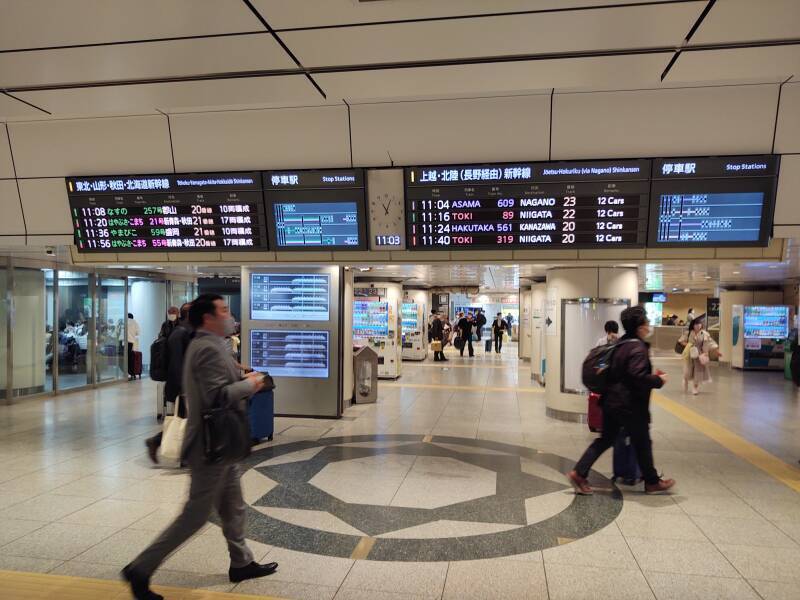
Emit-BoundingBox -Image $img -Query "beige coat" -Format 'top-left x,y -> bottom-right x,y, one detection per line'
681,329 -> 717,384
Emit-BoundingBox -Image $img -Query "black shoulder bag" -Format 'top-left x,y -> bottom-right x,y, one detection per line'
202,397 -> 252,465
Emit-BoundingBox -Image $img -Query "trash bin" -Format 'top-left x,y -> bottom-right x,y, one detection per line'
353,345 -> 378,404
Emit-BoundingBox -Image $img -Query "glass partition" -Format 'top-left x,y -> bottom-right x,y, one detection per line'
0,262 -> 7,399
57,270 -> 92,390
96,277 -> 126,383
169,280 -> 193,308
11,267 -> 54,396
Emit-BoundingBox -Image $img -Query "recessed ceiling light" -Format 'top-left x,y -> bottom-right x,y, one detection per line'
768,265 -> 778,269
733,271 -> 741,275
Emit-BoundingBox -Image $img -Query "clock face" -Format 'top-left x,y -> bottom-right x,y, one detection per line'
368,170 -> 405,250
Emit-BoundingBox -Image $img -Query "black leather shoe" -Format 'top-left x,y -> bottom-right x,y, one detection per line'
229,561 -> 278,583
145,437 -> 159,464
121,564 -> 163,600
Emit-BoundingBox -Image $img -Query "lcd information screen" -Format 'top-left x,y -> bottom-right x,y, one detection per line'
250,273 -> 330,321
744,306 -> 789,339
66,173 -> 268,252
250,330 -> 329,378
263,169 -> 367,250
405,160 -> 651,250
648,156 -> 779,247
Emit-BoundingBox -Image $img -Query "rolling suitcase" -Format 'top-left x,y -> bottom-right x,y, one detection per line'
156,382 -> 166,421
613,431 -> 642,485
130,350 -> 143,379
249,390 -> 274,442
587,392 -> 603,432
485,339 -> 492,352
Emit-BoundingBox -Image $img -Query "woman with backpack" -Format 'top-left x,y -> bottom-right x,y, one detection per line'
679,314 -> 719,395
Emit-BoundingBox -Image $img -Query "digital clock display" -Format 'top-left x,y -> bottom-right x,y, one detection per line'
405,160 -> 651,250
66,172 -> 268,252
374,234 -> 401,246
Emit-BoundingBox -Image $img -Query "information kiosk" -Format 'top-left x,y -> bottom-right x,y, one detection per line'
242,266 -> 344,417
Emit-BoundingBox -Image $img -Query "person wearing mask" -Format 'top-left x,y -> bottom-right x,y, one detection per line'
679,314 -> 718,395
568,305 -> 675,495
596,320 -> 620,347
430,312 -> 448,362
457,313 -> 475,357
127,313 -> 140,381
492,312 -> 509,353
123,294 -> 277,600
146,303 -> 193,463
475,309 -> 487,341
158,306 -> 180,339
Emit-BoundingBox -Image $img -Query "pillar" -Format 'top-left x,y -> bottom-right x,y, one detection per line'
545,267 -> 638,422
530,283 -> 546,384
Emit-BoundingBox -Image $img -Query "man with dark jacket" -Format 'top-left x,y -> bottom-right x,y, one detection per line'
158,306 -> 180,340
475,309 -> 487,341
492,312 -> 509,353
457,313 -> 475,357
568,305 -> 675,495
430,312 -> 448,362
146,303 -> 193,463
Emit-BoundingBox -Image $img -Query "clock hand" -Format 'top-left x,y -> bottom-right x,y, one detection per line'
382,201 -> 391,216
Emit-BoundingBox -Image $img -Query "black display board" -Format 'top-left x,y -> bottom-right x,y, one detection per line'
263,169 -> 367,250
405,160 -> 651,250
648,155 -> 779,247
66,173 -> 268,252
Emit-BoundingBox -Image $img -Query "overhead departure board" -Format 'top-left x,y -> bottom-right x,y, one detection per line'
263,169 -> 367,250
66,173 -> 268,252
405,160 -> 651,250
648,155 -> 779,247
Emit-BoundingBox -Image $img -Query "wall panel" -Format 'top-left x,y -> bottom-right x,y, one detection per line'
350,95 -> 550,166
170,106 -> 351,172
17,179 -> 72,235
774,81 -> 800,154
551,85 -> 778,159
8,116 -> 173,178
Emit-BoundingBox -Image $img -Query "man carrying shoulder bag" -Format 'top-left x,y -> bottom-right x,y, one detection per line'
123,294 -> 277,600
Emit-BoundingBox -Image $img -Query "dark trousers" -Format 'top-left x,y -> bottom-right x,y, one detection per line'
574,408 -> 659,485
494,332 -> 503,353
127,342 -> 135,376
459,334 -> 474,357
433,350 -> 446,361
476,325 -> 483,341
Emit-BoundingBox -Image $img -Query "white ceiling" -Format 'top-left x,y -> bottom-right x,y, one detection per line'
0,0 -> 796,119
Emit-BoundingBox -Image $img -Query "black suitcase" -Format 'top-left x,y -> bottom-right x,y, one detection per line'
485,339 -> 492,352
249,390 -> 274,442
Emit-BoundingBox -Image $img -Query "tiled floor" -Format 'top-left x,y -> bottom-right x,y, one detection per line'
0,342 -> 799,599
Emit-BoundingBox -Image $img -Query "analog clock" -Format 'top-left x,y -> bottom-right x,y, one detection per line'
368,169 -> 405,250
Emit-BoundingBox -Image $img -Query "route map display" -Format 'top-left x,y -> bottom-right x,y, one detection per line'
649,156 -> 779,247
264,169 -> 367,250
405,160 -> 651,250
66,173 -> 267,252
250,330 -> 330,378
250,273 -> 330,321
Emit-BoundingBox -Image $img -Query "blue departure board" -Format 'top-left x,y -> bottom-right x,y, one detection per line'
66,173 -> 268,252
744,306 -> 789,339
648,156 -> 778,247
264,169 -> 367,250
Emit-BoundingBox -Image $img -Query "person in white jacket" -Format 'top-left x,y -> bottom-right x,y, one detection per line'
127,313 -> 140,380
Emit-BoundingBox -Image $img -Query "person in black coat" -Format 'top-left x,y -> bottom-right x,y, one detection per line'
491,313 -> 509,353
456,313 -> 475,357
429,313 -> 448,362
146,302 -> 193,463
475,309 -> 487,341
568,305 -> 675,495
158,306 -> 180,340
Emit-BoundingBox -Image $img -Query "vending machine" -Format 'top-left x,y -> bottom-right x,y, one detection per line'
731,305 -> 790,370
401,302 -> 426,360
353,300 -> 402,379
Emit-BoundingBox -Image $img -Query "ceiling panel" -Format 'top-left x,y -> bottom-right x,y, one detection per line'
0,92 -> 45,120
256,0 -> 692,29
0,34 -> 294,89
350,95 -> 550,166
8,115 -> 173,178
169,105 -> 350,172
17,178 -> 72,235
691,0 -> 800,44
775,81 -> 800,154
0,179 -> 24,236
17,76 -> 321,118
775,154 -> 800,226
0,125 -> 14,178
667,46 -> 800,86
551,84 -> 777,159
0,0 -> 260,50
315,53 -> 671,101
282,4 -> 697,67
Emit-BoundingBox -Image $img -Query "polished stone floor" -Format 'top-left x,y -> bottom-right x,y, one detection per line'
1,342 -> 799,599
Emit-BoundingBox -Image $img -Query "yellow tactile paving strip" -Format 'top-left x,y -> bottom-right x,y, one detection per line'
0,570 -> 285,600
380,382 -> 544,393
653,391 -> 800,494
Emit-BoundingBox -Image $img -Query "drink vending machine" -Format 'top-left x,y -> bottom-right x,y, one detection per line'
401,302 -> 427,360
353,299 -> 402,379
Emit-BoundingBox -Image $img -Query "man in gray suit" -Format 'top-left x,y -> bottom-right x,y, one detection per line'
123,294 -> 277,600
